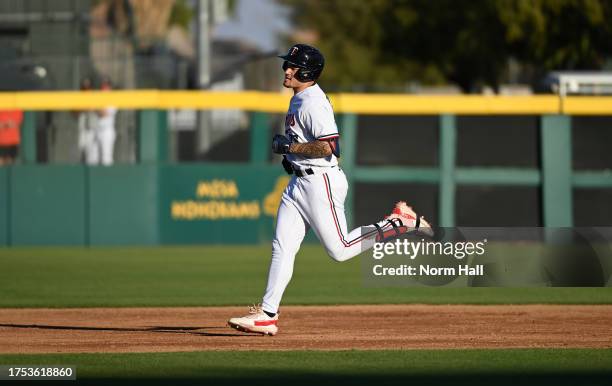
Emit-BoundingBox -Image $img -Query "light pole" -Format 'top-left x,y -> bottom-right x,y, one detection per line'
196,0 -> 212,157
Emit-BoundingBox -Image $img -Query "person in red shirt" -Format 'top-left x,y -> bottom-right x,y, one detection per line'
0,110 -> 23,165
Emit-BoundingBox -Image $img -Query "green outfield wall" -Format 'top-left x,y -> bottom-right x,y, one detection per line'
0,164 -> 288,246
159,164 -> 284,244
88,165 -> 159,245
9,165 -> 86,245
0,168 -> 8,246
1,92 -> 612,245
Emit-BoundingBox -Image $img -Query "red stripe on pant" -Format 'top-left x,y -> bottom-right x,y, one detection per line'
322,173 -> 386,247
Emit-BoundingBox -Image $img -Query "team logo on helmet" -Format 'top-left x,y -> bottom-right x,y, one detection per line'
290,47 -> 299,56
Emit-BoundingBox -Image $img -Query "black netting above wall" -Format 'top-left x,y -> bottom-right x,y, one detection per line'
572,116 -> 612,171
354,183 -> 438,227
574,189 -> 612,226
457,116 -> 539,167
355,115 -> 438,167
456,185 -> 541,226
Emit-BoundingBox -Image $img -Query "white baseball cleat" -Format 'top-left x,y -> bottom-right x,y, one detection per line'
384,201 -> 434,238
228,304 -> 278,336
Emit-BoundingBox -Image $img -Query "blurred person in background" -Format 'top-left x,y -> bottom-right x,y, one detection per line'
81,77 -> 117,166
77,77 -> 96,163
0,108 -> 24,165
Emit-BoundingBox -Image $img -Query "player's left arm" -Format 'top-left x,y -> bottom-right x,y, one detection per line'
271,135 -> 337,158
289,140 -> 332,158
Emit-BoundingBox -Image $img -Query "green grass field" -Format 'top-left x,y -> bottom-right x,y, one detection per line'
0,349 -> 611,385
1,245 -> 611,307
1,245 -> 611,385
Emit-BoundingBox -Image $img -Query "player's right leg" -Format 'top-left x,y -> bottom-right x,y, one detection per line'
261,193 -> 309,314
228,183 -> 308,335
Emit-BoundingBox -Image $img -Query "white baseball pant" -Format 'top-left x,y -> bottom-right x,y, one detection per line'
262,166 -> 395,314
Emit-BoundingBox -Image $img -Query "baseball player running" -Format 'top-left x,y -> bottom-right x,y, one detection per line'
228,44 -> 433,336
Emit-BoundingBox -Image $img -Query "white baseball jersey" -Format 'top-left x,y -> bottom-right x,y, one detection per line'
284,83 -> 339,169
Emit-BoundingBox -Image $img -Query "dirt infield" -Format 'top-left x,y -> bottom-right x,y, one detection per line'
1,305 -> 611,354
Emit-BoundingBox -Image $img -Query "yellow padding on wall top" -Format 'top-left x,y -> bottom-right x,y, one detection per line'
1,90 -> 611,115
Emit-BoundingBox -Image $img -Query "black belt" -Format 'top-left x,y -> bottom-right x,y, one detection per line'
293,165 -> 336,177
293,168 -> 314,177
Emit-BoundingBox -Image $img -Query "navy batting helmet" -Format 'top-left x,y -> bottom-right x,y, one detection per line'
278,44 -> 325,82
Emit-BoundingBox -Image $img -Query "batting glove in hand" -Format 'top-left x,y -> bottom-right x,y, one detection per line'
282,156 -> 293,175
272,134 -> 291,154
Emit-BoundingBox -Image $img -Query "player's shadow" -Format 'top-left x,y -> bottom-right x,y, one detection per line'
0,323 -> 259,337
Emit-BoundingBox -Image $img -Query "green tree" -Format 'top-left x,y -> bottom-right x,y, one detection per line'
282,0 -> 612,92
498,0 -> 612,71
